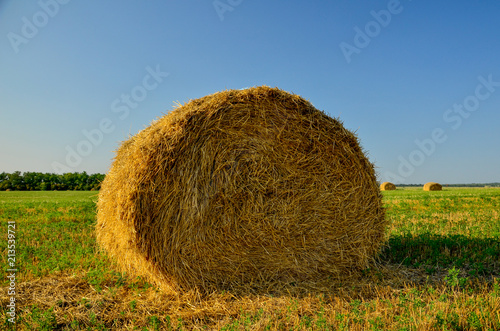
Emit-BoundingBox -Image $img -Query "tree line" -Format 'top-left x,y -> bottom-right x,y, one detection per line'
397,183 -> 500,187
0,172 -> 105,191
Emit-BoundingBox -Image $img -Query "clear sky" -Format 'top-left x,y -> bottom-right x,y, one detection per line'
1,0 -> 499,184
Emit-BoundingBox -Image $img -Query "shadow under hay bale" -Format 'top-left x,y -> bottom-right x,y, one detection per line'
380,182 -> 396,191
96,86 -> 387,293
423,182 -> 442,191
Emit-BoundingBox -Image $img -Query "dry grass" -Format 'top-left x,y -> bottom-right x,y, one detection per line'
5,265 -> 499,330
423,182 -> 442,191
96,86 -> 386,293
380,182 -> 396,191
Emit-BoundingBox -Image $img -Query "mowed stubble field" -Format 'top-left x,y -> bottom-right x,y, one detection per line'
1,188 -> 499,330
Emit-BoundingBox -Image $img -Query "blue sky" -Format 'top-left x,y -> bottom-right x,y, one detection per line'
1,0 -> 499,184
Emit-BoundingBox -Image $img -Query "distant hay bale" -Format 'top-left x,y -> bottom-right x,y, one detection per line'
423,182 -> 442,191
96,86 -> 387,292
380,182 -> 396,191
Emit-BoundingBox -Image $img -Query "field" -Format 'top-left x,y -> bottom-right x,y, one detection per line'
1,188 -> 499,330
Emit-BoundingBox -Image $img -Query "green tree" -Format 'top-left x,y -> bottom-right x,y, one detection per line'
0,172 -> 11,190
10,171 -> 25,190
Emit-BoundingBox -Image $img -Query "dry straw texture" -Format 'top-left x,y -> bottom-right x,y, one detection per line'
423,182 -> 442,191
96,86 -> 387,293
380,182 -> 396,191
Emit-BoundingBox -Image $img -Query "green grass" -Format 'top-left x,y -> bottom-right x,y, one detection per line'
1,191 -> 101,281
380,188 -> 500,276
1,188 -> 499,330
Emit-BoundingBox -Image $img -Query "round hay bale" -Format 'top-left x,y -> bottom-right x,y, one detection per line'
423,182 -> 442,191
96,86 -> 387,292
380,182 -> 396,191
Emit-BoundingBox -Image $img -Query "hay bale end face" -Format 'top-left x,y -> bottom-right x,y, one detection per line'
423,182 -> 442,191
96,86 -> 387,292
380,182 -> 396,191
